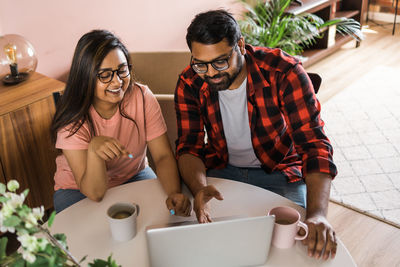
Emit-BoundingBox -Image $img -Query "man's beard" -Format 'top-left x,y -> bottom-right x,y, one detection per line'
204,55 -> 243,92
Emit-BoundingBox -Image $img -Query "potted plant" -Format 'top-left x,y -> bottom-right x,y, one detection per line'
0,180 -> 119,267
238,0 -> 364,56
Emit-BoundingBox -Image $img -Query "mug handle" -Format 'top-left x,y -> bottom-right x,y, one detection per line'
295,221 -> 308,241
134,203 -> 140,216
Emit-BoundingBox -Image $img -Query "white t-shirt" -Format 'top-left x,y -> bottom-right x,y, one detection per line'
218,78 -> 261,167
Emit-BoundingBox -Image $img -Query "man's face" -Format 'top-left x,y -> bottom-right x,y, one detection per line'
190,39 -> 244,91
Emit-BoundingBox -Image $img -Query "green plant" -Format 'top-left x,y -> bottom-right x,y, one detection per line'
238,0 -> 364,55
0,180 -> 119,267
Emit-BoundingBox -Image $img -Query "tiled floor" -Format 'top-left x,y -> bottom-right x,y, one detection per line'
322,65 -> 400,227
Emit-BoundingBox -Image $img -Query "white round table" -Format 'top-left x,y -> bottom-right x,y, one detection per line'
51,177 -> 356,267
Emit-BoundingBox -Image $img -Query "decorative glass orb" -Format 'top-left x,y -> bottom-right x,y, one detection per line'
0,34 -> 38,85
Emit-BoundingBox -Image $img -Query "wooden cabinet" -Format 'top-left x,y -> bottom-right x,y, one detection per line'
0,72 -> 65,210
0,158 -> 5,184
288,0 -> 367,67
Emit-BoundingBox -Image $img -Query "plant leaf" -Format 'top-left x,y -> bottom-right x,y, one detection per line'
237,0 -> 363,55
22,188 -> 30,198
0,183 -> 6,194
47,211 -> 56,227
3,215 -> 22,227
0,237 -> 8,260
0,196 -> 9,203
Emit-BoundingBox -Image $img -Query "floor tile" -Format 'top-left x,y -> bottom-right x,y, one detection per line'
374,117 -> 400,130
366,107 -> 393,120
324,120 -> 354,134
383,129 -> 400,144
381,209 -> 400,225
351,119 -> 379,133
359,174 -> 394,192
332,147 -> 346,162
370,190 -> 400,209
350,159 -> 383,176
377,157 -> 400,173
333,133 -> 363,147
366,143 -> 399,158
341,146 -> 372,160
341,193 -> 377,211
334,161 -> 355,177
333,177 -> 366,195
359,131 -> 388,145
388,173 -> 400,189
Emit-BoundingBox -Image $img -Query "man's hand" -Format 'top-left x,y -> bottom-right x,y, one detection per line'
301,214 -> 337,260
193,185 -> 224,223
166,193 -> 192,217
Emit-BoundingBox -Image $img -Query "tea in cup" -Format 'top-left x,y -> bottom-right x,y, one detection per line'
107,202 -> 140,242
268,206 -> 308,249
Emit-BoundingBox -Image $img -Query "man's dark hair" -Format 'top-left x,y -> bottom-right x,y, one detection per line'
186,10 -> 241,50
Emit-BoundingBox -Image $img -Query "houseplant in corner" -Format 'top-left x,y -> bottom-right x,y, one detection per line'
0,180 -> 119,267
238,0 -> 364,56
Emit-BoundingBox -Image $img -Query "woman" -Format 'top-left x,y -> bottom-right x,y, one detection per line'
51,30 -> 191,215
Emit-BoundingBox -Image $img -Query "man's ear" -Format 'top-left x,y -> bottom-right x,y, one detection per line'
238,37 -> 246,55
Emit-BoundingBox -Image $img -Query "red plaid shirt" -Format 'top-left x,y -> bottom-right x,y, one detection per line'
175,45 -> 337,182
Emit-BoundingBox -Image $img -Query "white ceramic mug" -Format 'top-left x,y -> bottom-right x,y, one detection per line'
268,206 -> 308,249
107,202 -> 140,242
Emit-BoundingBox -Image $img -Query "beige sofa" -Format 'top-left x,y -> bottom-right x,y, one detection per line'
129,51 -> 191,167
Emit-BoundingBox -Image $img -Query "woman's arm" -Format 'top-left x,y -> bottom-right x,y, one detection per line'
147,133 -> 191,216
63,136 -> 129,201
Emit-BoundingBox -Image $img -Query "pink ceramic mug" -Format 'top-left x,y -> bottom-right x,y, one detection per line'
268,206 -> 308,249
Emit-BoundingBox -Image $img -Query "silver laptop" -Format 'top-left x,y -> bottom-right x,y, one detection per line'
146,215 -> 275,267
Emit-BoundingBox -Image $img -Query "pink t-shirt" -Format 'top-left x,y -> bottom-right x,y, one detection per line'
54,84 -> 166,190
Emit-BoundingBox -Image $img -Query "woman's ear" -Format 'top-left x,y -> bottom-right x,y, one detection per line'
238,37 -> 246,55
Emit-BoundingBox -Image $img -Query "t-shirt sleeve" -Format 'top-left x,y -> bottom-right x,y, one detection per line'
55,124 -> 91,150
142,85 -> 167,141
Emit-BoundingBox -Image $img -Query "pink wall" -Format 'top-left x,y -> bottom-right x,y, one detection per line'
0,0 -> 243,81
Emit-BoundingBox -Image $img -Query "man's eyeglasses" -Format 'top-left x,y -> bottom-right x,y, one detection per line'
97,64 -> 132,83
190,46 -> 236,74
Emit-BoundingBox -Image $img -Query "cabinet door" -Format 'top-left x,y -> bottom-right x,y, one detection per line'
0,95 -> 57,210
0,158 -> 6,184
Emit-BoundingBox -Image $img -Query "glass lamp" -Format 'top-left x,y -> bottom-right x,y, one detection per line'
0,34 -> 38,85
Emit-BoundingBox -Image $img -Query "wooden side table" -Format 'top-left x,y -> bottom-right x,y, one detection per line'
0,72 -> 65,210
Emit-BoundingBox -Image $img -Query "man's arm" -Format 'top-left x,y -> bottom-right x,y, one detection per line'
178,154 -> 207,196
303,172 -> 336,260
178,154 -> 223,223
277,63 -> 337,260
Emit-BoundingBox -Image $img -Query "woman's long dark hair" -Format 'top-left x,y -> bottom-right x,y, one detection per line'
51,29 -> 140,143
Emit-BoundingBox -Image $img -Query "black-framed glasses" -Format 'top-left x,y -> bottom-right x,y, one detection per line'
97,64 -> 132,83
190,46 -> 236,74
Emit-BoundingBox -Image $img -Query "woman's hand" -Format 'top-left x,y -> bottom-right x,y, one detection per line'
89,136 -> 130,161
166,193 -> 192,217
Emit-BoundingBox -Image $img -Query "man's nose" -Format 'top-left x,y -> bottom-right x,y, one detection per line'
205,63 -> 219,77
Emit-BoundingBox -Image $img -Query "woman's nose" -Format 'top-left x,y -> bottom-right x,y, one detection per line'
111,72 -> 123,84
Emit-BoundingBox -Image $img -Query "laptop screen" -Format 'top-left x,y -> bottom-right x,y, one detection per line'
146,215 -> 275,267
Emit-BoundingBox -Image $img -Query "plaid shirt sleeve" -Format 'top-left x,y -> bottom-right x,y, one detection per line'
174,70 -> 206,161
278,63 -> 337,178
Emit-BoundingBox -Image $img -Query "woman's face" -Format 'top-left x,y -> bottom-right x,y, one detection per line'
93,48 -> 130,108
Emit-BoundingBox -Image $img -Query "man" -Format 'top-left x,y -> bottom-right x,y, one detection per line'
174,10 -> 338,260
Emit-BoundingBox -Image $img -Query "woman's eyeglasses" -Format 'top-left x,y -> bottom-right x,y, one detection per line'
97,64 -> 132,83
190,46 -> 236,74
